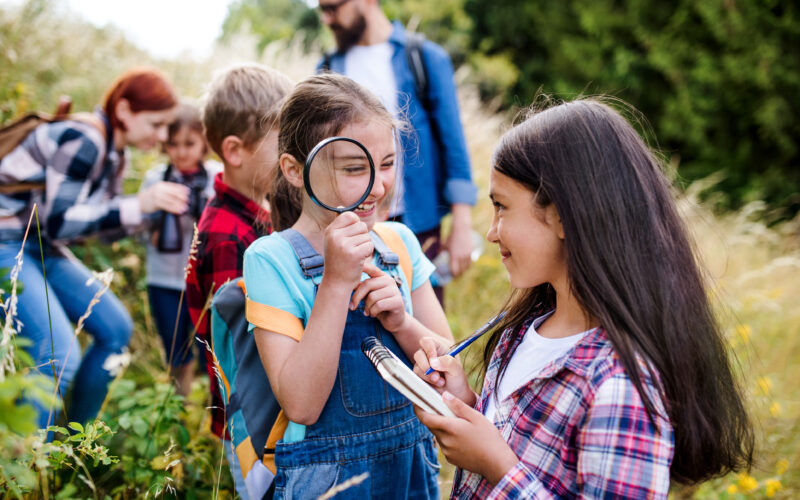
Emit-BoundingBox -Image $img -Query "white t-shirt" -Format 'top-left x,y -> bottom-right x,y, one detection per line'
344,42 -> 404,216
483,311 -> 589,423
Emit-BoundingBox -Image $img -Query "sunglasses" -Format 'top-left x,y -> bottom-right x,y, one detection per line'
318,0 -> 352,15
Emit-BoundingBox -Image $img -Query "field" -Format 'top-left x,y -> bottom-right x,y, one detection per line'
1,2 -> 798,498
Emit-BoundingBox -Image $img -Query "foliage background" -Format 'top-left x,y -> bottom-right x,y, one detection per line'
223,0 -> 800,217
1,0 -> 799,498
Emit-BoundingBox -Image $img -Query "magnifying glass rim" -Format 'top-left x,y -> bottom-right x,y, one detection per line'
303,136 -> 376,214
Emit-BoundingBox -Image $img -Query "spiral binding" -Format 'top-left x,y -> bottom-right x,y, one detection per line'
361,336 -> 394,366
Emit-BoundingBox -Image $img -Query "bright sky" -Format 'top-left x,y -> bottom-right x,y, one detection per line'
54,0 -> 238,59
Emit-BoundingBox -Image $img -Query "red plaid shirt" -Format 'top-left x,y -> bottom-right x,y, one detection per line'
453,315 -> 674,499
185,172 -> 270,439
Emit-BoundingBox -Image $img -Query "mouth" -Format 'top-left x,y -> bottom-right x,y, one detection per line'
499,248 -> 511,260
354,200 -> 376,215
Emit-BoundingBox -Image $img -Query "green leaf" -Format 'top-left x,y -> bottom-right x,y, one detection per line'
67,421 -> 84,433
131,416 -> 148,437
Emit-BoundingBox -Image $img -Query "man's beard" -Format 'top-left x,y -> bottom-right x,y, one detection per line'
331,12 -> 367,52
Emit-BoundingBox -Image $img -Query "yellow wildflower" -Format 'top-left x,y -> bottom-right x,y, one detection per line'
776,459 -> 789,475
756,376 -> 772,396
736,473 -> 758,493
769,402 -> 781,417
726,484 -> 738,494
765,478 -> 781,497
736,324 -> 751,344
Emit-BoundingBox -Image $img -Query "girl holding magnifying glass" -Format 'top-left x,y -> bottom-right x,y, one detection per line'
243,73 -> 453,499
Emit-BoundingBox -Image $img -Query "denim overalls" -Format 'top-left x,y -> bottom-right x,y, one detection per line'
273,229 -> 440,500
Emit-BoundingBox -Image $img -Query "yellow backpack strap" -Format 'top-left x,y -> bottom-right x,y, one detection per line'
262,410 -> 289,474
372,223 -> 413,288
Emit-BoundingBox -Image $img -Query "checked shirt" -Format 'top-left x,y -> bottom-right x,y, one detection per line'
185,172 -> 270,439
453,316 -> 674,499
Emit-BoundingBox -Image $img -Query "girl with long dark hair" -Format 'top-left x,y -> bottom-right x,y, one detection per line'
414,97 -> 754,498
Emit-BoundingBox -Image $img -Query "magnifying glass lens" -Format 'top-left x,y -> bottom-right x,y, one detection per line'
305,137 -> 375,213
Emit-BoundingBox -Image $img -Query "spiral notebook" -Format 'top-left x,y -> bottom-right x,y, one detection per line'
361,336 -> 455,417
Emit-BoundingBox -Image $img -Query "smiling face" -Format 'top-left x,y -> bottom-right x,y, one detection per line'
305,119 -> 395,229
164,126 -> 206,174
487,167 -> 567,290
118,103 -> 176,152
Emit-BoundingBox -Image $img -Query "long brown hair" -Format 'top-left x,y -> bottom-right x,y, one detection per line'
271,73 -> 397,230
483,97 -> 753,484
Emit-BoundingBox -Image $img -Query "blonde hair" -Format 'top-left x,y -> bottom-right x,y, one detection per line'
202,63 -> 294,158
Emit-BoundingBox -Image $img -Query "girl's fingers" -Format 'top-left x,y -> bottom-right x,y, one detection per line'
441,391 -> 477,421
412,343 -> 445,387
413,404 -> 453,432
351,278 -> 381,308
428,352 -> 462,375
413,348 -> 433,374
420,336 -> 443,359
366,295 -> 402,318
362,262 -> 384,278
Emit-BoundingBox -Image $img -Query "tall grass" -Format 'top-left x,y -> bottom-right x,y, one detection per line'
1,0 -> 798,497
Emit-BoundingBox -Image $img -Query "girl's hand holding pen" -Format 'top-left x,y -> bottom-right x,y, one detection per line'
413,337 -> 476,407
413,392 -> 519,486
322,211 -> 373,287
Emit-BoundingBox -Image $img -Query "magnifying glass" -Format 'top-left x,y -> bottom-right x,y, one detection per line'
303,136 -> 376,213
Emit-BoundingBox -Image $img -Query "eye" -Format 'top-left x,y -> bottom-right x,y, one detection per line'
380,161 -> 394,170
342,165 -> 368,175
492,200 -> 505,212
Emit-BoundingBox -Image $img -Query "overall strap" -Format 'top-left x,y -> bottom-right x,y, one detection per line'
279,228 -> 324,278
369,231 -> 400,270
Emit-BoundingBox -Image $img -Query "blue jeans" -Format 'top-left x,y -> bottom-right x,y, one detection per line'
147,285 -> 195,367
0,240 -> 132,428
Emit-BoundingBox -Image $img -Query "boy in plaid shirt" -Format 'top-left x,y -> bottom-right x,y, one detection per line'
184,64 -> 293,497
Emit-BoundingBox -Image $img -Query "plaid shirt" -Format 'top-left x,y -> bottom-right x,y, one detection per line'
0,111 -> 138,242
185,172 -> 270,438
453,316 -> 674,499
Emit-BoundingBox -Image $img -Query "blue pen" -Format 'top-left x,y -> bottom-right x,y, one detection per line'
425,313 -> 506,375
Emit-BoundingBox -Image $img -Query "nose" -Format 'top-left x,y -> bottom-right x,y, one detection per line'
320,10 -> 335,26
487,216 -> 499,244
156,125 -> 168,143
370,170 -> 387,199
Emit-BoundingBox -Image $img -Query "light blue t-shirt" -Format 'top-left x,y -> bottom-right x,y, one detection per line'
243,221 -> 434,331
243,221 -> 434,443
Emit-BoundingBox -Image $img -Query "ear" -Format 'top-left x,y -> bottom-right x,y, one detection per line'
544,204 -> 565,240
115,98 -> 132,126
279,153 -> 304,188
221,135 -> 244,167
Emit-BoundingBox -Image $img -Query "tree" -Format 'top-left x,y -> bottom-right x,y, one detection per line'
466,0 -> 800,213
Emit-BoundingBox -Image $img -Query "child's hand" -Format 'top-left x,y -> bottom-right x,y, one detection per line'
413,337 -> 475,406
322,212 -> 373,287
414,392 -> 519,486
139,181 -> 189,214
351,263 -> 407,331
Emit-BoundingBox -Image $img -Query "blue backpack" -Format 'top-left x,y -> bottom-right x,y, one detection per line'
210,278 -> 280,500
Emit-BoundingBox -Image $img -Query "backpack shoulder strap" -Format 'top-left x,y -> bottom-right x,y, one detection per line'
405,31 -> 430,110
320,51 -> 335,72
372,223 -> 413,288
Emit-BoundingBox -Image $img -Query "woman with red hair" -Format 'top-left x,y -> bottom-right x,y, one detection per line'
0,68 -> 187,428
